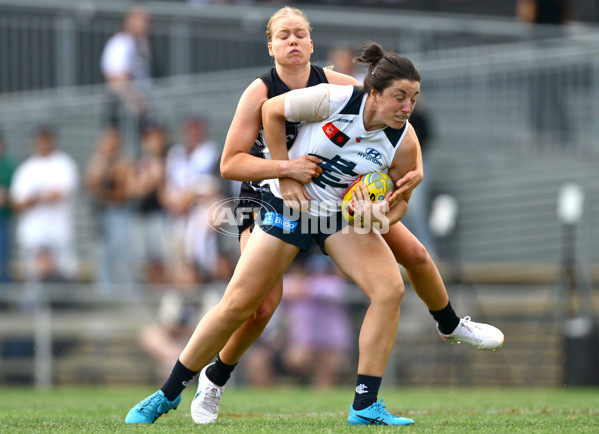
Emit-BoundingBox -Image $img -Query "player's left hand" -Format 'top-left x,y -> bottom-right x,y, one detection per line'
350,183 -> 390,228
280,178 -> 311,211
394,167 -> 422,197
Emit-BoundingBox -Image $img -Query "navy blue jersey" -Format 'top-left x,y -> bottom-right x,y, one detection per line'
238,65 -> 328,199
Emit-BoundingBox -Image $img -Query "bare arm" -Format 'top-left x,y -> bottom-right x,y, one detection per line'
393,124 -> 423,196
261,92 -> 316,210
384,128 -> 420,225
220,78 -> 322,183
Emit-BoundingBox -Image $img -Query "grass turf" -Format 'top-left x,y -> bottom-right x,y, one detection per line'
0,386 -> 598,433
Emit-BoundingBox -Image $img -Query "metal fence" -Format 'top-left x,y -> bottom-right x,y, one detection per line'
2,32 -> 599,266
1,1 -> 599,390
0,0 -> 554,94
3,280 -> 593,388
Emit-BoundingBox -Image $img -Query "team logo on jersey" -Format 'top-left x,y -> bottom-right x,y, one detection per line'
356,136 -> 363,142
357,148 -> 383,166
322,122 -> 349,147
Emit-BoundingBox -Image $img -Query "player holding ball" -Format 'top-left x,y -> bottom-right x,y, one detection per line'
125,7 -> 504,427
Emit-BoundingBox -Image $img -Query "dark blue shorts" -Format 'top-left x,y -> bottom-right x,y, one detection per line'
257,192 -> 347,253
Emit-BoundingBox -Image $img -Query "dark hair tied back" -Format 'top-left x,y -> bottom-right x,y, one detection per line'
355,42 -> 421,94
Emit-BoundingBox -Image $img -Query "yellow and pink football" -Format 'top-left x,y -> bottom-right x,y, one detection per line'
341,171 -> 394,225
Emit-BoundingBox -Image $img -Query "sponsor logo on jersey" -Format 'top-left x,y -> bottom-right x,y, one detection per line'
322,122 -> 349,147
263,212 -> 299,233
336,118 -> 354,123
357,147 -> 383,166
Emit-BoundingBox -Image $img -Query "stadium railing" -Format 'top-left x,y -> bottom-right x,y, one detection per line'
2,280 -> 595,388
2,32 -> 599,266
0,0 -> 566,93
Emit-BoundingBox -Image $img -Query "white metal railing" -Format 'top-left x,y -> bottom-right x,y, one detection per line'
2,0 -> 583,93
2,33 -> 599,264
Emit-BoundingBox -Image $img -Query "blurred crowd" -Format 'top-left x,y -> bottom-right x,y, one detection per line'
0,3 -> 373,387
0,117 -> 235,290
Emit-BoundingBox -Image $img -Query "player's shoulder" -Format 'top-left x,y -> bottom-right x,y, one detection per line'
237,78 -> 269,111
242,77 -> 269,99
324,69 -> 362,86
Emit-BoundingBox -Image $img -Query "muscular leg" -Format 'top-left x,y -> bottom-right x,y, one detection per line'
180,227 -> 299,371
382,222 -> 503,350
382,222 -> 448,311
326,228 -> 405,377
218,227 -> 283,366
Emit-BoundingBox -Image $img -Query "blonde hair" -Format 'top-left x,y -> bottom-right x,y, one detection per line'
266,6 -> 312,42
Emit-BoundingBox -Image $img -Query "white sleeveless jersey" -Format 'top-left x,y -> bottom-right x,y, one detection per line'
265,84 -> 409,217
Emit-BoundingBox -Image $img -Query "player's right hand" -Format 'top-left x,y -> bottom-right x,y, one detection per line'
283,155 -> 323,183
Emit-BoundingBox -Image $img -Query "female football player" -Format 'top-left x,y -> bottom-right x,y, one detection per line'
125,40 -> 501,427
190,6 -> 503,425
125,7 -> 503,427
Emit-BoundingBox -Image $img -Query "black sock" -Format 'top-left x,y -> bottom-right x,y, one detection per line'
206,354 -> 237,387
160,359 -> 198,401
352,374 -> 382,410
430,301 -> 461,335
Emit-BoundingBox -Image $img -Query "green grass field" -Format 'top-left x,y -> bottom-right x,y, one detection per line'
0,386 -> 598,433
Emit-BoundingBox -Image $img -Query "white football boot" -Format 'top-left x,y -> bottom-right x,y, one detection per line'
437,316 -> 504,350
191,363 -> 225,424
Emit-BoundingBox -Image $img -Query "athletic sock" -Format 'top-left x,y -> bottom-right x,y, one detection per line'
430,301 -> 461,335
352,374 -> 382,410
160,359 -> 198,401
206,354 -> 237,387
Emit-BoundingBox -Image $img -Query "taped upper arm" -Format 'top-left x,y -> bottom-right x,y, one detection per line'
284,84 -> 331,122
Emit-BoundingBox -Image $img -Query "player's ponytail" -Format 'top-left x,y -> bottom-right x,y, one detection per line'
356,42 -> 421,94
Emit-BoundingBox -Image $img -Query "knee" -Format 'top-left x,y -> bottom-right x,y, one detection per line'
220,289 -> 280,327
396,240 -> 431,270
219,298 -> 257,324
247,296 -> 279,329
370,280 -> 405,309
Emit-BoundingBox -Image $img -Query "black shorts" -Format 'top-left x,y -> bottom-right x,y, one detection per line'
257,191 -> 347,254
234,196 -> 259,237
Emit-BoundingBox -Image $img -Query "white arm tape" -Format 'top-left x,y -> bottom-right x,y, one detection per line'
284,84 -> 331,122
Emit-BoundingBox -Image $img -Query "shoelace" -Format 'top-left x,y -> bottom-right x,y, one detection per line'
139,393 -> 163,416
459,316 -> 485,338
370,399 -> 393,421
200,385 -> 223,413
461,316 -> 481,331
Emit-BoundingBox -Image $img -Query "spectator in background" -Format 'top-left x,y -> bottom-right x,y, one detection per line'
326,45 -> 366,83
0,132 -> 15,284
281,255 -> 353,388
10,127 -> 79,282
139,262 -> 201,381
163,116 -> 219,275
85,127 -> 134,291
183,176 -> 234,283
128,124 -> 170,284
516,0 -> 575,146
101,3 -> 155,153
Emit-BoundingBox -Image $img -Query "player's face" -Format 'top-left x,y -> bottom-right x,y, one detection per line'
268,15 -> 313,66
369,79 -> 420,130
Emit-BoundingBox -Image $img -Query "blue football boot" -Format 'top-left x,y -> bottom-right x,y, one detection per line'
348,398 -> 414,426
125,390 -> 181,424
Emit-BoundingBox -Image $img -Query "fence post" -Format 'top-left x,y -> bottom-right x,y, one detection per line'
33,283 -> 53,389
55,14 -> 76,88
